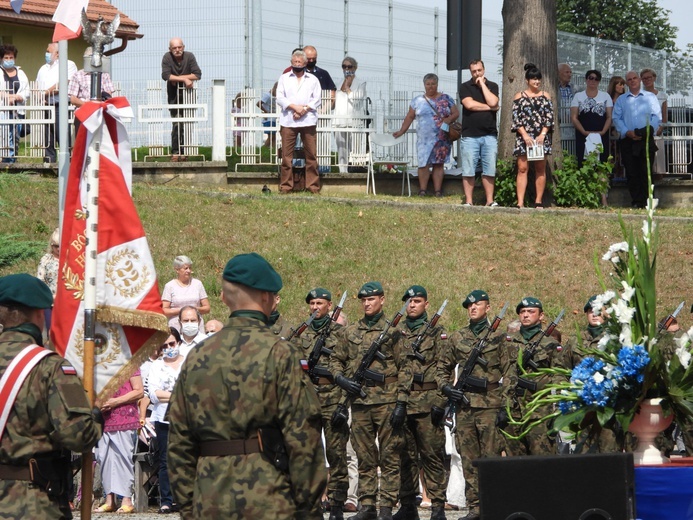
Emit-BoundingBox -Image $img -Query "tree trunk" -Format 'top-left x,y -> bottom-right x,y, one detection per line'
499,0 -> 561,165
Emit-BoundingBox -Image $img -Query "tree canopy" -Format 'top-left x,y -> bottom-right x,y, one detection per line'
557,0 -> 678,52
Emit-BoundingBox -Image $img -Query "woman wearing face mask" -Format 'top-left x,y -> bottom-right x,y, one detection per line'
335,56 -> 367,173
0,45 -> 29,162
161,255 -> 210,328
146,328 -> 184,514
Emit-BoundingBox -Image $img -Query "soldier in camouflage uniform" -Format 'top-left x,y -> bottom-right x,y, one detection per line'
328,282 -> 413,520
563,295 -> 619,453
269,294 -> 292,338
498,297 -> 567,456
436,290 -> 504,520
167,253 -> 327,519
290,288 -> 349,520
393,285 -> 448,520
0,274 -> 103,519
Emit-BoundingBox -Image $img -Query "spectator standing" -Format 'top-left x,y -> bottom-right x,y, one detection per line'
93,371 -> 143,514
177,305 -> 207,358
335,56 -> 367,174
640,68 -> 668,174
36,227 -> 60,330
161,38 -> 201,162
458,59 -> 499,206
276,49 -> 322,193
557,63 -> 574,116
0,44 -> 29,162
511,63 -> 554,208
607,76 -> 627,179
161,255 -> 210,328
146,328 -> 185,514
36,42 -> 77,163
68,48 -> 115,135
612,71 -> 661,208
393,73 -> 460,197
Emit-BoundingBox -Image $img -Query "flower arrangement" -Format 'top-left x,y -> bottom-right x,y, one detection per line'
507,159 -> 693,440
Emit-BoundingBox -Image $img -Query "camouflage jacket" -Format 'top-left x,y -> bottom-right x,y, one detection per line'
270,314 -> 293,339
399,321 -> 447,414
291,321 -> 343,407
0,328 -> 102,519
500,329 -> 567,412
436,323 -> 505,409
167,315 -> 326,519
329,314 -> 413,405
563,328 -> 605,369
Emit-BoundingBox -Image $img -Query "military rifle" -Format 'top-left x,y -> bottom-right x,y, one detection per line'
307,291 -> 348,380
331,300 -> 409,428
442,302 -> 508,431
286,310 -> 318,341
516,309 -> 565,395
409,299 -> 448,363
657,301 -> 685,336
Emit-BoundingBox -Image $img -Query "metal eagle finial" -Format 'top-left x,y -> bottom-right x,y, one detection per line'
80,9 -> 120,68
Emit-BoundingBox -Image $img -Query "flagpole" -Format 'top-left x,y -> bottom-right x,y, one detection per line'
79,118 -> 102,520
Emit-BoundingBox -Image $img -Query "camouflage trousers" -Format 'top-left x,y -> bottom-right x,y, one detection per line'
503,405 -> 556,457
350,402 -> 405,507
322,403 -> 350,505
398,412 -> 448,507
454,407 -> 504,511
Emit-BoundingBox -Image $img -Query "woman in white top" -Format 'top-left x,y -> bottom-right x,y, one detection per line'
161,255 -> 210,327
335,56 -> 367,173
570,69 -> 613,169
640,68 -> 667,174
146,328 -> 185,514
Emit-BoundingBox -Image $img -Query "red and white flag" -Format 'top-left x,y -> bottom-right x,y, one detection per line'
51,97 -> 169,402
52,0 -> 89,41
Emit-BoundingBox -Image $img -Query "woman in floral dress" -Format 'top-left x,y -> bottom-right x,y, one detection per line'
511,63 -> 554,208
394,73 -> 460,197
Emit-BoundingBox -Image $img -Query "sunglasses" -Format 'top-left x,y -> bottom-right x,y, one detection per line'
161,340 -> 177,348
342,64 -> 354,69
586,76 -> 599,81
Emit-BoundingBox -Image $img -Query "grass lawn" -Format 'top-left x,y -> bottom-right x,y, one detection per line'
1,173 -> 691,335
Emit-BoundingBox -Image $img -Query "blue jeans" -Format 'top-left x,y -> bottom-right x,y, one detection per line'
460,135 -> 498,177
154,421 -> 173,508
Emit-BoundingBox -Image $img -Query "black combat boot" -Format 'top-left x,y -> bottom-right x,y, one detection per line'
352,505 -> 378,520
377,506 -> 394,520
329,503 -> 345,520
458,511 -> 480,520
392,503 -> 420,520
430,505 -> 447,520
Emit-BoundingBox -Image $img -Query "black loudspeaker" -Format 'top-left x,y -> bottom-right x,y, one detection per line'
446,0 -> 482,71
474,453 -> 635,520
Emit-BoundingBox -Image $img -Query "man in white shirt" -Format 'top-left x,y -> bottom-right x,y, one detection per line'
35,42 -> 77,163
276,49 -> 322,193
177,306 -> 207,358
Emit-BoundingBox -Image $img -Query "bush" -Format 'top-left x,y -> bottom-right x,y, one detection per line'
553,150 -> 612,208
494,158 -> 518,207
0,234 -> 44,269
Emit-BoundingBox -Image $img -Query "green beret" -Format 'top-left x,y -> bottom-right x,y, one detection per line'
402,285 -> 427,301
306,287 -> 331,303
584,295 -> 598,313
222,253 -> 282,292
0,274 -> 53,309
516,297 -> 543,314
358,281 -> 384,298
463,289 -> 489,309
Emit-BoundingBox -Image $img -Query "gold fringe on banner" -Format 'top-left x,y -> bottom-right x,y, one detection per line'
97,305 -> 170,331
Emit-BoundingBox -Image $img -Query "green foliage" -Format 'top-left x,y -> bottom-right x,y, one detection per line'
0,234 -> 44,269
557,0 -> 678,52
493,159 -> 518,207
553,150 -> 612,208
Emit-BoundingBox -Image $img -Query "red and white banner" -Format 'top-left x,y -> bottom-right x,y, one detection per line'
51,97 -> 168,402
52,0 -> 89,41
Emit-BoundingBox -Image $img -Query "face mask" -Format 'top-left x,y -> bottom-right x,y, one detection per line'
2,60 -> 14,69
181,322 -> 199,337
291,66 -> 305,74
306,59 -> 317,69
163,346 -> 180,359
343,70 -> 355,78
45,52 -> 54,65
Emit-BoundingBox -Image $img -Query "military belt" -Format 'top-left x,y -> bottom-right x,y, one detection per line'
365,376 -> 398,387
199,438 -> 260,457
0,463 -> 31,480
313,376 -> 334,385
411,381 -> 438,391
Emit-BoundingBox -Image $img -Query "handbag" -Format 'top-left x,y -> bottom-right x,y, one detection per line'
424,96 -> 461,142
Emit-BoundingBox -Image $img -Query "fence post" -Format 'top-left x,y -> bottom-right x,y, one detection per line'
212,79 -> 226,162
